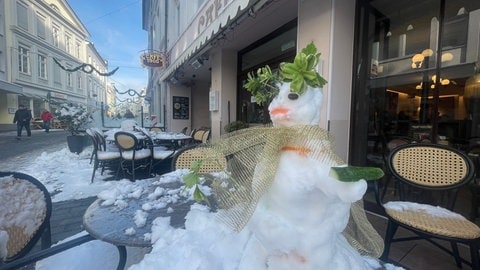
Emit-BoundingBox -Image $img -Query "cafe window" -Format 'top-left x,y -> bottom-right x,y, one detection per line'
350,0 -> 480,167
237,20 -> 297,125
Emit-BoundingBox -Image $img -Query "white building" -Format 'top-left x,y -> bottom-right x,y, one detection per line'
0,0 -> 110,130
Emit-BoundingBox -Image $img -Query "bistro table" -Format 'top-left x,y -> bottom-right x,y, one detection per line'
104,128 -> 193,150
151,132 -> 193,149
82,171 -> 196,270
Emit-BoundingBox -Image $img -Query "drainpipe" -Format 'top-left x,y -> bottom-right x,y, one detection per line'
163,0 -> 168,130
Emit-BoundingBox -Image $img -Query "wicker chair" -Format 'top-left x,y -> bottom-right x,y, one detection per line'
150,127 -> 164,132
171,144 -> 227,174
114,131 -> 152,181
380,143 -> 480,269
192,129 -> 206,144
0,172 -> 94,270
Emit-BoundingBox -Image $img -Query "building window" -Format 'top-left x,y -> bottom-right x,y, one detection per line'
53,63 -> 61,84
65,34 -> 72,53
38,54 -> 47,79
36,13 -> 46,39
18,45 -> 30,74
52,25 -> 60,47
17,2 -> 28,30
66,72 -> 73,87
75,41 -> 81,58
77,74 -> 82,90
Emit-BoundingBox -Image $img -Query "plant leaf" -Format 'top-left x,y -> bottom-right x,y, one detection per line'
183,172 -> 198,188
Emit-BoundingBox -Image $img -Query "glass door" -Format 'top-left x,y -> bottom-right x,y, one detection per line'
351,0 -> 480,168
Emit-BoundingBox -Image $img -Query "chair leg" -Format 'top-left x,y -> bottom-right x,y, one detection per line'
115,160 -> 123,180
100,161 -> 105,175
470,243 -> 480,270
380,219 -> 399,262
91,159 -> 99,183
450,241 -> 462,268
470,187 -> 479,221
131,159 -> 135,181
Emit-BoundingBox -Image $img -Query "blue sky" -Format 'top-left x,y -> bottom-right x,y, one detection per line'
66,0 -> 148,94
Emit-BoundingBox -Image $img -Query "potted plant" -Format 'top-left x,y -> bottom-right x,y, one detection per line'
224,121 -> 249,133
55,103 -> 93,154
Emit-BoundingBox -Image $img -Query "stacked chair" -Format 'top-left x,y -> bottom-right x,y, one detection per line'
138,128 -> 176,175
381,143 -> 480,269
192,128 -> 211,144
86,128 -> 120,183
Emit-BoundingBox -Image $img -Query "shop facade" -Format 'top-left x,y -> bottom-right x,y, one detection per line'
143,0 -> 480,164
0,0 -> 111,130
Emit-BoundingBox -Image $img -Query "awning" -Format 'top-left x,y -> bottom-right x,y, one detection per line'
0,81 -> 22,94
159,0 -> 254,81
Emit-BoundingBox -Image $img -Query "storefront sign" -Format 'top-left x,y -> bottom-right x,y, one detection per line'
140,51 -> 167,68
51,92 -> 68,99
197,0 -> 231,35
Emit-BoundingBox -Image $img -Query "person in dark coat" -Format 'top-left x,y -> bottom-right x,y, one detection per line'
13,104 -> 32,139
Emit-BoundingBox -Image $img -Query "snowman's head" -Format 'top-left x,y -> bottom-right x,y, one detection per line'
268,82 -> 323,127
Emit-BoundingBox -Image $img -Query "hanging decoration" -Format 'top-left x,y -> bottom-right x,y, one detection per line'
113,86 -> 146,97
53,58 -> 119,76
115,96 -> 143,104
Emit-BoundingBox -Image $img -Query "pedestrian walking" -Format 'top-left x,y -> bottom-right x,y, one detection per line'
41,109 -> 54,132
13,104 -> 32,139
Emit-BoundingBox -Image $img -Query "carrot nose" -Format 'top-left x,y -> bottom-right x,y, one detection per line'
270,107 -> 289,116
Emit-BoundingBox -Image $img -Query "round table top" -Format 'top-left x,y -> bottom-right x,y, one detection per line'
83,178 -> 194,248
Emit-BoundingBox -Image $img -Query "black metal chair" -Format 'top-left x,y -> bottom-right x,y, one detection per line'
138,127 -> 175,175
466,143 -> 480,221
86,129 -> 121,183
380,143 -> 480,269
114,131 -> 152,181
0,172 -> 94,270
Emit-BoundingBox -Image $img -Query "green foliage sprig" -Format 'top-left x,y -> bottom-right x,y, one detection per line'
280,42 -> 327,95
183,160 -> 210,205
244,65 -> 280,105
244,42 -> 327,105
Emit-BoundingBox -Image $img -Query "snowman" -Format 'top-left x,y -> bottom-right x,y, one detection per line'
211,43 -> 384,270
234,80 -> 376,269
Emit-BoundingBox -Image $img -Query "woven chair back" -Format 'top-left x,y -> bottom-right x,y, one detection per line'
388,143 -> 475,190
115,132 -> 137,151
202,129 -> 211,143
173,145 -> 226,174
193,130 -> 206,142
150,127 -> 163,132
0,172 -> 52,263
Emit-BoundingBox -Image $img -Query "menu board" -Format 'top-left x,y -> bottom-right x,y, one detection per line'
173,96 -> 189,119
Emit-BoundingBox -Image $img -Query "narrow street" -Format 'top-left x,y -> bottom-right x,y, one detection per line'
0,129 -> 75,164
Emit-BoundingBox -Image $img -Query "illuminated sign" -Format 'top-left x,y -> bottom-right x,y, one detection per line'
140,51 -> 167,68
